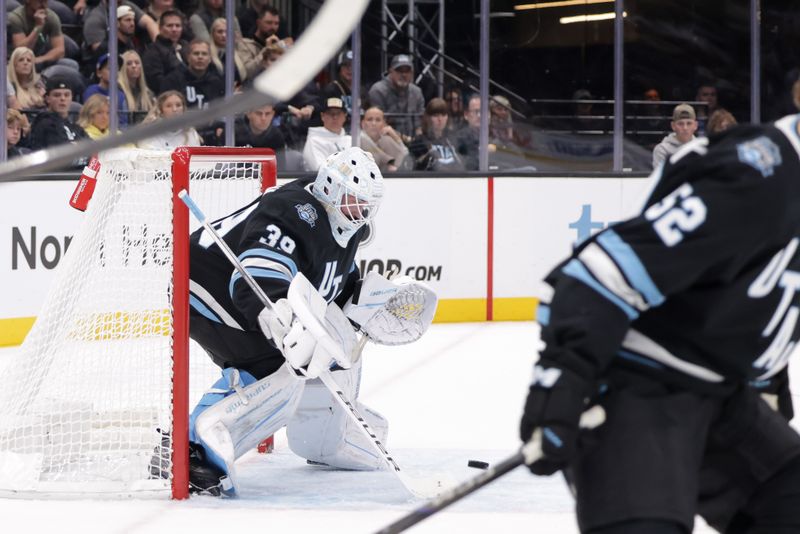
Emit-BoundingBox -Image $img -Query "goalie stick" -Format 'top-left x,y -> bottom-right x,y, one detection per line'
178,190 -> 450,499
373,405 -> 606,534
0,0 -> 368,183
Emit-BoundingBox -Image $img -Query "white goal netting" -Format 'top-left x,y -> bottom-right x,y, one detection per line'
0,148 -> 275,498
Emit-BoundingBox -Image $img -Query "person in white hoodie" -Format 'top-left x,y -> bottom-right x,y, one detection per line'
137,90 -> 202,149
302,96 -> 351,171
652,103 -> 697,169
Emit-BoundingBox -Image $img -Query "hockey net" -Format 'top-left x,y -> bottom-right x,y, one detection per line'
0,147 -> 276,499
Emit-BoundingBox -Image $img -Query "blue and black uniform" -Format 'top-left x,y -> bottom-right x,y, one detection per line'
530,115 -> 800,533
188,177 -> 362,379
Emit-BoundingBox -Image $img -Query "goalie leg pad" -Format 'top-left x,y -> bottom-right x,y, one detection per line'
286,361 -> 389,470
190,363 -> 306,495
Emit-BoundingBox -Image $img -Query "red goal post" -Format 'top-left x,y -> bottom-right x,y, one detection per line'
171,147 -> 277,499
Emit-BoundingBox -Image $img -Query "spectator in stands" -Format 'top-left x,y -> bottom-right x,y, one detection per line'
250,41 -> 318,149
359,106 -> 408,172
83,53 -> 129,126
570,88 -> 605,132
303,97 -> 351,171
445,87 -> 464,133
28,76 -> 88,150
322,50 -> 354,119
77,94 -> 113,139
455,93 -> 493,170
694,83 -> 719,136
142,9 -> 188,93
161,39 -> 225,109
368,53 -> 425,141
706,108 -> 737,135
236,0 -> 276,39
652,103 -> 697,168
113,5 -> 148,56
7,47 -> 46,111
8,0 -> 72,70
235,103 -> 286,166
7,109 -> 31,159
409,97 -> 463,171
209,18 -> 248,85
238,6 -> 293,80
489,95 -> 528,149
83,1 -> 158,65
189,0 -> 242,44
136,90 -> 202,149
144,0 -> 194,41
118,50 -> 156,125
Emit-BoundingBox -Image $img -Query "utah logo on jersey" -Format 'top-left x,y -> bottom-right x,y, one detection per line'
737,136 -> 782,178
295,203 -> 318,227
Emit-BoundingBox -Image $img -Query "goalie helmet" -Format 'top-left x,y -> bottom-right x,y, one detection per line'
313,146 -> 384,247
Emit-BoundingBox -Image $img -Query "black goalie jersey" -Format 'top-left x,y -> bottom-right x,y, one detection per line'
187,177 -> 362,376
539,114 -> 800,392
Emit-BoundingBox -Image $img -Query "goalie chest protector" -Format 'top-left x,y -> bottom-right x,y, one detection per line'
189,177 -> 363,331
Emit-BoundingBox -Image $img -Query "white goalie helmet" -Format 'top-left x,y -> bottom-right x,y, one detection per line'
313,146 -> 385,247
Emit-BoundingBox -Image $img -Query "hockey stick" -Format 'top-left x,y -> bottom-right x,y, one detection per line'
0,0 -> 368,183
178,190 -> 450,499
374,405 -> 606,534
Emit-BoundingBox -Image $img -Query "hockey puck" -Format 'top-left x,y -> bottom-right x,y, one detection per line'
467,460 -> 490,470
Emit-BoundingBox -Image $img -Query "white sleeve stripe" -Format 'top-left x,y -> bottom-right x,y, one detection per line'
535,281 -> 555,304
621,328 -> 724,382
189,280 -> 244,331
578,243 -> 649,312
241,257 -> 294,280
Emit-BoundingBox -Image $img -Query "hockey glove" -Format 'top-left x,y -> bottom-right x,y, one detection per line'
258,300 -> 316,372
519,361 -> 596,476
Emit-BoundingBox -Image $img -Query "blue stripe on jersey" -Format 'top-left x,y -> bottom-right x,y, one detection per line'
189,294 -> 223,324
537,304 -> 551,326
349,261 -> 356,273
597,229 -> 665,307
617,349 -> 666,370
229,268 -> 292,298
238,248 -> 299,277
562,259 -> 639,320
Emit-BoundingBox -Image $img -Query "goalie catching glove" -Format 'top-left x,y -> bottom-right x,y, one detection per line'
344,271 -> 438,345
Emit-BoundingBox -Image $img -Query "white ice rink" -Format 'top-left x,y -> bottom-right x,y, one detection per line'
3,321 -> 795,533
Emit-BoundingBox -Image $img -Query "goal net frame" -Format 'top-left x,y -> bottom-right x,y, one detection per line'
0,146 -> 277,500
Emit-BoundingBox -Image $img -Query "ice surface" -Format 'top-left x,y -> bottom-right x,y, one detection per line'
1,321 -> 784,533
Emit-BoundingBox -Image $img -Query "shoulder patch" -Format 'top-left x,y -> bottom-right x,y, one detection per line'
295,203 -> 318,227
736,136 -> 782,177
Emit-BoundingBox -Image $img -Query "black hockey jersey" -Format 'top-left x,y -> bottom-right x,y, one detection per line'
538,114 -> 800,391
189,177 -> 362,337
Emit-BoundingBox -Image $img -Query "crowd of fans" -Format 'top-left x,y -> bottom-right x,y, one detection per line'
2,0 -> 762,173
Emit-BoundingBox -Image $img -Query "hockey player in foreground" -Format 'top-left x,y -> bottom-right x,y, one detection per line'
520,115 -> 800,533
179,146 -> 436,496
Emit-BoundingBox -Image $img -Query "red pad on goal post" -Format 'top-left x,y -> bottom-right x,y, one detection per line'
257,436 -> 275,453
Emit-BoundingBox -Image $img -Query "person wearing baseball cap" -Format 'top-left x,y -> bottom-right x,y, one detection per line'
652,103 -> 698,169
83,52 -> 129,126
28,76 -> 88,155
368,52 -> 425,141
321,50 -> 355,122
302,97 -> 352,171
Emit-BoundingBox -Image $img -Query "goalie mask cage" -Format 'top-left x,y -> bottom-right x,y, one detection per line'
0,147 -> 277,500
